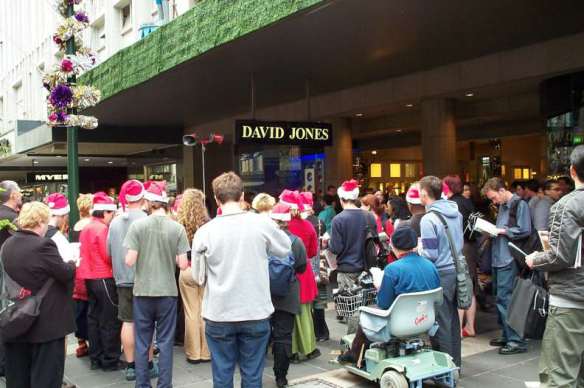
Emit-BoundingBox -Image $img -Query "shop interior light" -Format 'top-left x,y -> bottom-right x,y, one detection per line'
32,160 -> 39,164
465,92 -> 475,97
371,150 -> 377,155
355,113 -> 364,117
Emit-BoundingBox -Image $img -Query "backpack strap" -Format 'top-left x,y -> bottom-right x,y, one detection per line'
429,211 -> 462,273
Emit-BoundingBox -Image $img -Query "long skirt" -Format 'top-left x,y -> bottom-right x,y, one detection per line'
291,303 -> 317,357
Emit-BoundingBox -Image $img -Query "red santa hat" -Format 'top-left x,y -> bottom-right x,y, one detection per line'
279,189 -> 302,210
46,193 -> 70,216
300,192 -> 314,210
119,179 -> 145,211
441,182 -> 450,200
143,180 -> 169,203
406,183 -> 422,205
92,192 -> 117,213
337,179 -> 360,201
172,194 -> 183,214
270,202 -> 292,222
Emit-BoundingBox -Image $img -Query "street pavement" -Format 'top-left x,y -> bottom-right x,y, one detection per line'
0,307 -> 542,388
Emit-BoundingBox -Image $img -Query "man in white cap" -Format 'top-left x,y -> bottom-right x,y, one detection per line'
107,180 -> 158,381
329,179 -> 377,292
124,181 -> 189,388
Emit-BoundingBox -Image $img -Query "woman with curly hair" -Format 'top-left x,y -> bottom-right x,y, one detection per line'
177,189 -> 211,364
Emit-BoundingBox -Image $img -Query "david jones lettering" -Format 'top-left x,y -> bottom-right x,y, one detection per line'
241,125 -> 330,141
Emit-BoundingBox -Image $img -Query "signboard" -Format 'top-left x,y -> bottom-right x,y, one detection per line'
27,173 -> 68,183
235,120 -> 333,146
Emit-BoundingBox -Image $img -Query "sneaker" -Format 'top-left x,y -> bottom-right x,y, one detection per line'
489,337 -> 507,347
125,367 -> 136,381
149,362 -> 160,379
276,376 -> 288,388
499,344 -> 527,355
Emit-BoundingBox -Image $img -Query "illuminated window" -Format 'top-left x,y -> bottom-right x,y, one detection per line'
390,163 -> 401,178
513,167 -> 531,180
370,163 -> 382,178
404,163 -> 417,178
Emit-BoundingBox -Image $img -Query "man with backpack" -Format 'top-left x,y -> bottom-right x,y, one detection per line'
191,172 -> 291,387
329,180 -> 377,292
419,176 -> 464,367
482,177 -> 531,355
269,202 -> 307,388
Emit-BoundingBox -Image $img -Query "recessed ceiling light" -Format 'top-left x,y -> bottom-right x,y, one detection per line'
33,160 -> 39,164
371,150 -> 377,155
465,92 -> 474,97
107,161 -> 113,164
396,129 -> 403,133
405,103 -> 414,108
84,158 -> 90,162
355,113 -> 364,117
56,155 -> 63,158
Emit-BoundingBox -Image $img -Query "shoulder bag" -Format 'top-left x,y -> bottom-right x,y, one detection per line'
0,265 -> 54,340
430,211 -> 473,310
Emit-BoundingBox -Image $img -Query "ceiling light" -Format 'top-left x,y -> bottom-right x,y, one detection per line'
355,113 -> 364,117
107,161 -> 113,164
465,92 -> 474,97
84,158 -> 90,162
396,129 -> 403,133
371,150 -> 377,155
56,155 -> 63,158
32,160 -> 39,164
405,103 -> 414,108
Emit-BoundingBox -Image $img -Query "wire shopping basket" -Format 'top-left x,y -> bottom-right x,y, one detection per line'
333,287 -> 378,318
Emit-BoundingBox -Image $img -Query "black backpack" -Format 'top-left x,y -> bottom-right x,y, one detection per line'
362,212 -> 387,271
507,199 -> 542,268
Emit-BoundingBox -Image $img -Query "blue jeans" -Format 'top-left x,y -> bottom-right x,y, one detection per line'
133,297 -> 177,388
205,319 -> 271,388
493,262 -> 526,347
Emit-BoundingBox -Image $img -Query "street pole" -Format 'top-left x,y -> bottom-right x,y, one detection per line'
66,3 -> 80,234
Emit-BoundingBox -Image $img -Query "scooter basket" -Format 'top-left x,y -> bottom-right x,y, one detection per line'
334,288 -> 377,318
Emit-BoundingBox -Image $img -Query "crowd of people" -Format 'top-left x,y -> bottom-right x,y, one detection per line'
0,145 -> 582,388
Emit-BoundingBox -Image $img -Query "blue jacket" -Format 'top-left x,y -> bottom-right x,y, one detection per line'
492,194 -> 531,268
420,200 -> 464,272
377,252 -> 441,309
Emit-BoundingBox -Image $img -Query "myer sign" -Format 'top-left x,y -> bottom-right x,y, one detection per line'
235,120 -> 333,146
27,173 -> 68,182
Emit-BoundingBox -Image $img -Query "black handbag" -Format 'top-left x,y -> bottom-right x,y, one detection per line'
0,269 -> 54,340
507,271 -> 548,340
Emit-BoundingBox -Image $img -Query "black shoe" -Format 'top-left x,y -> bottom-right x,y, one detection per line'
316,335 -> 330,342
499,344 -> 527,355
337,352 -> 356,365
276,377 -> 288,388
489,337 -> 507,347
307,349 -> 321,360
90,360 -> 101,370
102,362 -> 124,372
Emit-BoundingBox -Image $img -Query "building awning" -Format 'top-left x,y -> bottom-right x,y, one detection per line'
82,0 -> 584,131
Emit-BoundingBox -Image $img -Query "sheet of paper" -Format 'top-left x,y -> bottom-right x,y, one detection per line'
369,267 -> 384,289
474,218 -> 499,237
538,231 -> 550,252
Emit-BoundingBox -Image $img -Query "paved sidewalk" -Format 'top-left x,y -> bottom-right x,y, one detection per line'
0,308 -> 543,387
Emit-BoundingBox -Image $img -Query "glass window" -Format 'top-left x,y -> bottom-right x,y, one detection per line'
370,163 -> 382,178
404,162 -> 418,178
390,163 -> 401,178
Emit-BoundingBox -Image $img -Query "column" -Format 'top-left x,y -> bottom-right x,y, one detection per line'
421,99 -> 457,177
325,118 -> 353,187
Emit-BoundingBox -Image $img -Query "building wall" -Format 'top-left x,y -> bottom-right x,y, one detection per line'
0,0 -> 196,136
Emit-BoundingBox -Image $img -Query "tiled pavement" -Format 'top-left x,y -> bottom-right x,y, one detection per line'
0,308 -> 543,387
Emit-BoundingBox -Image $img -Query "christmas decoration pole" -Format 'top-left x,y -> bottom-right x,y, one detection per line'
66,2 -> 80,230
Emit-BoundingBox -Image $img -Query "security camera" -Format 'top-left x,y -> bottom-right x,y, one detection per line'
183,133 -> 198,146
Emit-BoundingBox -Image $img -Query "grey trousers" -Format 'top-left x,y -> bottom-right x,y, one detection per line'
337,272 -> 360,292
430,270 -> 462,367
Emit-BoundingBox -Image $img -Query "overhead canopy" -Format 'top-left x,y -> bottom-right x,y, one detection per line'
83,0 -> 584,129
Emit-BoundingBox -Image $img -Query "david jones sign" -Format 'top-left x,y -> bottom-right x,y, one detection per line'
235,120 -> 333,146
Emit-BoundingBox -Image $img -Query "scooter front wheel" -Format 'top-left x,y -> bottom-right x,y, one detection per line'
379,370 -> 408,388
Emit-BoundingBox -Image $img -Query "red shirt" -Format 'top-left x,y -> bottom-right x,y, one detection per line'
288,217 -> 318,304
77,218 -> 113,280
